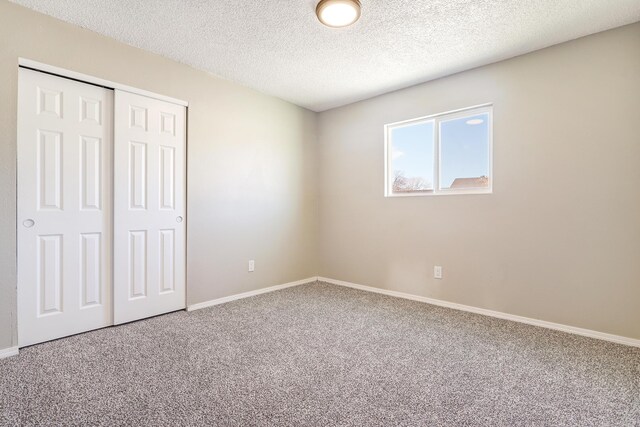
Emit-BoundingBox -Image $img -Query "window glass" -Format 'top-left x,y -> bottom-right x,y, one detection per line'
439,113 -> 490,190
389,121 -> 434,193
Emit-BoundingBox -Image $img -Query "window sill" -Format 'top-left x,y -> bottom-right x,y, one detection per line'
384,189 -> 492,198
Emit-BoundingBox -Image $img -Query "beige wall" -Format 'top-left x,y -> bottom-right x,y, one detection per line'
2,2 -> 638,353
0,1 -> 319,351
317,23 -> 640,340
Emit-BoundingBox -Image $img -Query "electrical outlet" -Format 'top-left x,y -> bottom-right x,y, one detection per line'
434,265 -> 443,279
248,260 -> 255,272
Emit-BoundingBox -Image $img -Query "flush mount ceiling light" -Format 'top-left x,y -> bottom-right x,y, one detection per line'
316,0 -> 361,28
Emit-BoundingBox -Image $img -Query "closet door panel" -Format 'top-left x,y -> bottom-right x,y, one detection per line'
113,90 -> 186,324
17,68 -> 113,347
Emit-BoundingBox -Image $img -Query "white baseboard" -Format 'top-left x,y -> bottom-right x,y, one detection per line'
318,276 -> 640,348
187,277 -> 318,311
0,346 -> 19,359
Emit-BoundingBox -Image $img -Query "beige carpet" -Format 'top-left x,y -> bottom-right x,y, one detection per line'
1,281 -> 639,426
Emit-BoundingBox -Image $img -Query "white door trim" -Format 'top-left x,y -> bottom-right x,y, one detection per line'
18,58 -> 189,107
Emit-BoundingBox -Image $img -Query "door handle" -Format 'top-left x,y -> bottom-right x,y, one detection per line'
176,216 -> 183,223
23,219 -> 35,228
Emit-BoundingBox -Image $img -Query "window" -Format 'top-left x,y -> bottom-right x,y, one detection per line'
385,105 -> 492,196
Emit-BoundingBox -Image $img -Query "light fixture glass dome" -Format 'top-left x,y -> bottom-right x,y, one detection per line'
316,0 -> 361,28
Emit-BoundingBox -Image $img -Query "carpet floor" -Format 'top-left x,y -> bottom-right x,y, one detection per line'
1,281 -> 639,426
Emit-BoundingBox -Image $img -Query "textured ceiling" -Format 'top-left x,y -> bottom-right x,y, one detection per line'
10,0 -> 640,111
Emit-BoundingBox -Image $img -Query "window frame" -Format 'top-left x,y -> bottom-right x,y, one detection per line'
384,104 -> 493,197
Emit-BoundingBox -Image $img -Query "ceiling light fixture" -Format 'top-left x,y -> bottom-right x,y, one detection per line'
316,0 -> 361,28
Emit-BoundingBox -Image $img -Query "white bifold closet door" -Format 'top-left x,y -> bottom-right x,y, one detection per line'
113,90 -> 186,325
17,68 -> 114,347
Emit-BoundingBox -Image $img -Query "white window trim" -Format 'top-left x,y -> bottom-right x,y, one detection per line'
384,103 -> 493,197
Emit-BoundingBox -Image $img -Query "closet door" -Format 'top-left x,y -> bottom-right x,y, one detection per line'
113,90 -> 186,324
17,68 -> 113,347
